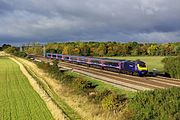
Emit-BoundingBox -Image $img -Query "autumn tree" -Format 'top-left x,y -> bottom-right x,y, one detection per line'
147,44 -> 158,56
62,45 -> 74,55
174,43 -> 180,55
96,43 -> 107,57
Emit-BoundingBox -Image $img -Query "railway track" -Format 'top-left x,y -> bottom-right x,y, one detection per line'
34,56 -> 180,91
60,62 -> 180,89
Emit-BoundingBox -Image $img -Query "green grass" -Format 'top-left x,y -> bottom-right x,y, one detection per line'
66,72 -> 135,98
0,57 -> 53,120
23,62 -> 82,120
107,56 -> 165,72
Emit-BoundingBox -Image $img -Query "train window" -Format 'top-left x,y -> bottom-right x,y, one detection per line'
112,62 -> 118,66
104,62 -> 118,66
91,60 -> 100,64
71,57 -> 77,60
52,55 -> 56,57
79,58 -> 88,61
58,55 -> 62,58
64,57 -> 69,59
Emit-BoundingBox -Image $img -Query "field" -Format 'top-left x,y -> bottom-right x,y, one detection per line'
0,57 -> 53,120
108,56 -> 165,72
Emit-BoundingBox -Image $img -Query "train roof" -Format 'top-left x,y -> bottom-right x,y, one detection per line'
46,53 -> 145,63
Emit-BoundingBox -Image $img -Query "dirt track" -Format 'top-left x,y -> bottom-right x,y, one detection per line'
10,57 -> 67,120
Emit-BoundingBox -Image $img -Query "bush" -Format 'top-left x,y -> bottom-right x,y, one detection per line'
4,47 -> 16,54
127,87 -> 180,120
101,93 -> 127,112
36,61 -> 50,71
74,77 -> 97,92
61,74 -> 75,85
13,51 -> 27,57
162,56 -> 180,79
94,89 -> 112,102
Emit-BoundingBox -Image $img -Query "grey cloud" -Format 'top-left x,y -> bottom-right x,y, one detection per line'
0,0 -> 180,45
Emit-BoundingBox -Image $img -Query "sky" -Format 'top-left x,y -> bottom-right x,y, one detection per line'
0,0 -> 180,45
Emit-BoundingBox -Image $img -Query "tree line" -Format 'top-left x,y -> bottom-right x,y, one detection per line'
1,42 -> 180,56
45,42 -> 180,56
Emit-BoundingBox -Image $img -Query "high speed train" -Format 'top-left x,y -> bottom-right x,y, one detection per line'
46,53 -> 148,76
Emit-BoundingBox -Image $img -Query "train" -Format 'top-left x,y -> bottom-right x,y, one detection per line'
46,53 -> 148,76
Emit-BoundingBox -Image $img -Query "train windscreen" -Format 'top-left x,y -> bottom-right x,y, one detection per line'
138,61 -> 146,67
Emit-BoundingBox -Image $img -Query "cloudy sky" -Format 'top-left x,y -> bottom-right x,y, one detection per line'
0,0 -> 180,45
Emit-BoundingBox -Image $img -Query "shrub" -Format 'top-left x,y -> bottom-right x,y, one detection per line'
162,56 -> 180,79
14,51 -> 27,57
61,74 -> 75,85
101,93 -> 127,112
74,77 -> 97,92
4,46 -> 16,54
127,87 -> 180,120
94,89 -> 112,103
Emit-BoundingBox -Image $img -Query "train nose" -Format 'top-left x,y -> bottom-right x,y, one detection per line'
141,70 -> 147,74
138,70 -> 148,76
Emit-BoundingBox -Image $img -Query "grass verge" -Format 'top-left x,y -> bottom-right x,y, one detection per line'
66,72 -> 135,98
17,58 -> 82,120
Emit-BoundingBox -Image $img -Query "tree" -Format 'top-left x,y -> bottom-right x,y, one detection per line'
46,43 -> 60,53
25,47 -> 34,54
107,42 -> 116,56
131,48 -> 139,56
78,43 -> 90,56
4,47 -> 16,54
62,45 -> 74,55
126,42 -> 139,55
147,44 -> 158,56
138,44 -> 149,55
117,44 -> 129,56
96,43 -> 107,57
89,42 -> 99,56
2,44 -> 11,50
163,44 -> 175,56
174,44 -> 180,56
